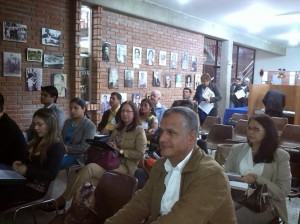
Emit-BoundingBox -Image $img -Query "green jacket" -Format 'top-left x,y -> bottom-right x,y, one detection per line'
105,146 -> 237,224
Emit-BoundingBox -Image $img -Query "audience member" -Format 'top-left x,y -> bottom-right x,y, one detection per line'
97,92 -> 122,137
0,108 -> 65,211
105,107 -> 236,224
182,87 -> 192,100
26,86 -> 65,141
150,90 -> 167,124
193,73 -> 222,124
60,98 -> 96,168
224,114 -> 291,223
240,77 -> 250,106
262,89 -> 286,117
0,93 -> 27,169
230,77 -> 242,108
139,98 -> 158,144
43,101 -> 147,212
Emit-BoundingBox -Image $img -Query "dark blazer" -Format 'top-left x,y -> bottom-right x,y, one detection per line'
262,90 -> 286,117
193,82 -> 222,116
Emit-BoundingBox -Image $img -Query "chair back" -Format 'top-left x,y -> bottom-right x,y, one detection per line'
205,124 -> 233,151
94,171 -> 138,223
279,124 -> 300,149
227,113 -> 248,127
232,119 -> 248,142
200,116 -> 222,135
271,117 -> 288,136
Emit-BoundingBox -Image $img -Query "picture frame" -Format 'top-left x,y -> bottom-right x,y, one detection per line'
124,70 -> 134,88
3,52 -> 21,77
195,73 -> 201,89
27,48 -> 43,62
186,74 -> 192,88
175,73 -> 182,88
51,73 -> 67,97
100,94 -> 111,113
138,71 -> 147,88
116,44 -> 127,63
26,68 -> 42,91
182,53 -> 188,70
43,54 -> 64,69
108,68 -> 119,89
191,56 -> 197,71
132,93 -> 142,109
42,28 -> 61,46
159,51 -> 166,66
146,48 -> 155,65
153,71 -> 161,87
164,73 -> 171,88
3,22 -> 27,43
102,42 -> 111,62
133,46 -> 142,64
170,52 -> 178,69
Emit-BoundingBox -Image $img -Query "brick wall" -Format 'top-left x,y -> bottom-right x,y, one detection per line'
0,0 -> 204,130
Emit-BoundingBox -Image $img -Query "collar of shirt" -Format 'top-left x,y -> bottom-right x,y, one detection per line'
156,102 -> 162,109
45,103 -> 54,109
110,105 -> 120,115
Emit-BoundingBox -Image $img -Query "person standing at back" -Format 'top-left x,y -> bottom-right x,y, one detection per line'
262,89 -> 286,117
0,93 -> 27,169
150,90 -> 167,124
193,73 -> 222,124
25,85 -> 65,141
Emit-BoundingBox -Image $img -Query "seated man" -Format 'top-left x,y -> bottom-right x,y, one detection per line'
262,89 -> 286,117
105,107 -> 237,224
97,92 -> 122,141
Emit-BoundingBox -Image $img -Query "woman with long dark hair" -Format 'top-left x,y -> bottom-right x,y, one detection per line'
224,114 -> 291,223
0,108 -> 64,210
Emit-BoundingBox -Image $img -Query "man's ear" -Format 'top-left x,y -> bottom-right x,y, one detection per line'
188,131 -> 197,143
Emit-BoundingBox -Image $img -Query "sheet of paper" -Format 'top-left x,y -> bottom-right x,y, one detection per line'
235,89 -> 246,99
198,101 -> 214,114
202,87 -> 215,100
229,181 -> 248,191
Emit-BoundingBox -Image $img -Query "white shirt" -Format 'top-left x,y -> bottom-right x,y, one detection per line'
160,149 -> 193,215
239,148 -> 264,176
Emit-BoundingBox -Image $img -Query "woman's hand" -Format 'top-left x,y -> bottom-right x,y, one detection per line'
239,173 -> 257,184
12,161 -> 27,176
100,128 -> 109,135
107,141 -> 120,152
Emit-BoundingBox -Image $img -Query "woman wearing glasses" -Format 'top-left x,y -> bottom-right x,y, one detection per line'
224,114 -> 291,224
44,101 -> 147,211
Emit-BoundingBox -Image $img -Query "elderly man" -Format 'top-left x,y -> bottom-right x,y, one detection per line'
105,107 -> 237,224
150,90 -> 167,124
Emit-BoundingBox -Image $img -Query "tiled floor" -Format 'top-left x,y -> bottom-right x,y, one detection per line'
0,169 -> 299,224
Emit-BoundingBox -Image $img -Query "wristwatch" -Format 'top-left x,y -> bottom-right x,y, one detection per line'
120,149 -> 124,154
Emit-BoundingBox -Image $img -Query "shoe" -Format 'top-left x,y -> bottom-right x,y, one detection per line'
41,198 -> 66,212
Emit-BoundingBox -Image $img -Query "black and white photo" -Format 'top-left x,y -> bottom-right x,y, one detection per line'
116,44 -> 127,63
170,52 -> 178,69
3,52 -> 21,77
27,48 -> 43,62
100,94 -> 111,113
175,73 -> 182,87
195,73 -> 201,89
124,70 -> 134,88
102,42 -> 111,62
153,71 -> 161,87
3,22 -> 27,43
191,55 -> 197,71
182,53 -> 188,70
138,71 -> 147,88
26,68 -> 42,91
186,74 -> 192,88
42,28 -> 61,46
159,51 -> 166,66
43,54 -> 64,69
133,47 -> 142,64
109,68 -> 119,89
146,49 -> 155,65
51,73 -> 67,97
164,73 -> 171,88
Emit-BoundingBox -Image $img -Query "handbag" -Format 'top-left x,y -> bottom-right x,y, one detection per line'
231,182 -> 270,213
86,145 -> 120,170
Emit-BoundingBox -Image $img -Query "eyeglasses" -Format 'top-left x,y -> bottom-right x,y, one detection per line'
121,110 -> 134,114
246,126 -> 262,132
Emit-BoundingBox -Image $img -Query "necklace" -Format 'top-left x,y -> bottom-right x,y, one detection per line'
72,121 -> 78,127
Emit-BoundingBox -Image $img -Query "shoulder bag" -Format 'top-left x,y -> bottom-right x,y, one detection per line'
231,182 -> 271,213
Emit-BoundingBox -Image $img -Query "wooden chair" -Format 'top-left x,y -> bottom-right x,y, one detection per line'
271,117 -> 288,136
228,113 -> 248,127
200,116 -> 222,138
205,124 -> 233,152
232,119 -> 248,142
215,144 -> 234,166
278,124 -> 300,150
2,181 -> 58,224
92,171 -> 138,223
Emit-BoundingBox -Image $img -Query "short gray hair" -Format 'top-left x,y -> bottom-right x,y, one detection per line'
162,106 -> 199,135
152,90 -> 161,98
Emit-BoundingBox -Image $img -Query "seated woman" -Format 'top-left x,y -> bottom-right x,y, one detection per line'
224,114 -> 291,224
60,98 -> 96,169
139,98 -> 158,145
0,108 -> 65,210
44,101 -> 147,211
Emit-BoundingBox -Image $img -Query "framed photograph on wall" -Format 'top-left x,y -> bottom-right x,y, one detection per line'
42,28 -> 61,46
100,94 -> 111,113
51,73 -> 67,97
185,74 -> 192,88
133,46 -> 142,65
159,51 -> 166,66
138,71 -> 147,88
43,54 -> 64,69
195,73 -> 201,89
27,48 -> 43,62
170,52 -> 178,69
3,52 -> 21,77
102,42 -> 111,62
25,68 -> 42,91
116,44 -> 127,63
132,93 -> 142,109
146,49 -> 155,65
153,70 -> 161,87
3,22 -> 27,43
164,73 -> 171,88
175,73 -> 182,88
124,70 -> 134,88
108,68 -> 119,89
182,53 -> 188,70
191,56 -> 197,71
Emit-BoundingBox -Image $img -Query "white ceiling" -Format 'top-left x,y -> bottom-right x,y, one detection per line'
146,0 -> 300,48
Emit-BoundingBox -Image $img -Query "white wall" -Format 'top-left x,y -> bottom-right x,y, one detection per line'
254,47 -> 300,84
